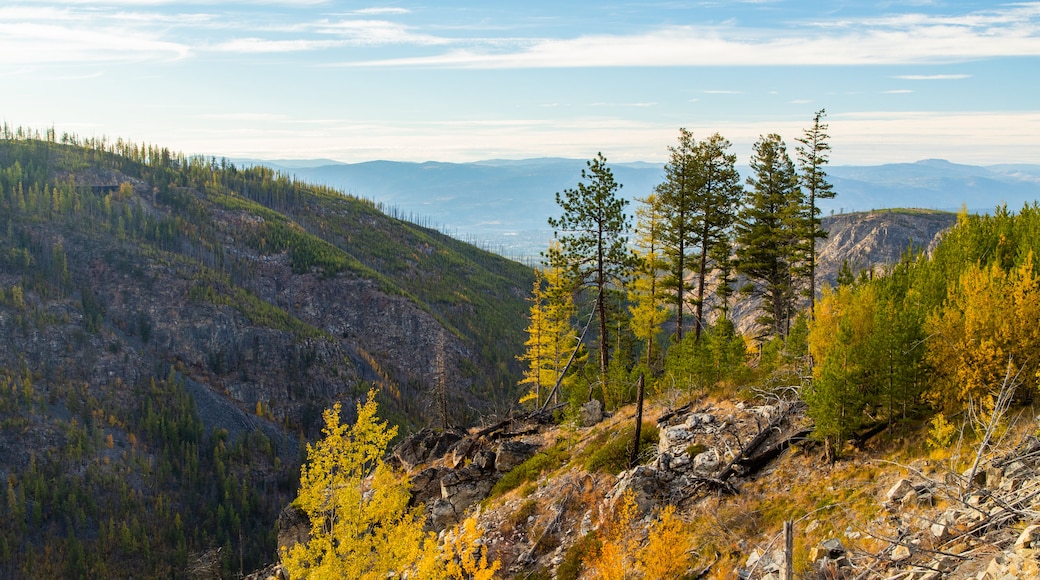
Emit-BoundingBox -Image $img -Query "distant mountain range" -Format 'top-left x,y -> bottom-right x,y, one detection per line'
236,157 -> 1040,261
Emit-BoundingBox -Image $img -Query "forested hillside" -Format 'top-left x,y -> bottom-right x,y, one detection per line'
268,199 -> 1040,580
0,129 -> 533,577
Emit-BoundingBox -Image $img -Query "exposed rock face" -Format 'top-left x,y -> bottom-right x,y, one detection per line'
495,441 -> 540,472
275,504 -> 310,556
439,466 -> 496,526
727,210 -> 957,336
815,210 -> 957,287
393,428 -> 466,471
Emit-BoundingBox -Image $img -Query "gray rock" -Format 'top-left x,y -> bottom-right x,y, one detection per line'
611,465 -> 666,517
887,478 -> 915,503
393,428 -> 466,471
409,466 -> 449,507
494,440 -> 539,472
276,504 -> 310,555
440,465 -> 494,515
580,399 -> 604,427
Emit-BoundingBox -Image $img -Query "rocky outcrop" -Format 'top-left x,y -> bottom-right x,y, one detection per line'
393,428 -> 466,471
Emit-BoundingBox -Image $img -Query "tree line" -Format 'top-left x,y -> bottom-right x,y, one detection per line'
521,112 -> 1040,464
522,110 -> 835,410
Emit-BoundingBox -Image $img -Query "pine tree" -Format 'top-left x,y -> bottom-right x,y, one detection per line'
735,134 -> 804,338
691,133 -> 743,338
654,129 -> 698,341
796,109 -> 836,317
547,152 -> 632,383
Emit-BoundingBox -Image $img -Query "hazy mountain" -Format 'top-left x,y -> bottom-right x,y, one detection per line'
246,157 -> 1039,261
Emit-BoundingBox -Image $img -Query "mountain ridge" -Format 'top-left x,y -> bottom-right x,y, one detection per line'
239,157 -> 1037,260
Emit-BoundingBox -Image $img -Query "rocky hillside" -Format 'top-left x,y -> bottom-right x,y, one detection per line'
265,395 -> 1040,580
816,209 -> 958,284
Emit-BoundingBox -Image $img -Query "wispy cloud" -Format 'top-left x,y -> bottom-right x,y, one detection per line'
211,38 -> 344,53
883,89 -> 914,94
337,4 -> 1040,68
894,74 -> 971,80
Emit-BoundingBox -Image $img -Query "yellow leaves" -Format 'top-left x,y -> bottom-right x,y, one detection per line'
586,492 -> 694,580
445,517 -> 501,580
283,392 -> 501,580
637,505 -> 695,580
925,253 -> 1040,413
283,390 -> 423,580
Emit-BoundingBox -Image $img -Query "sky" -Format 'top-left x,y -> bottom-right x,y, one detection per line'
1,1 -> 1039,167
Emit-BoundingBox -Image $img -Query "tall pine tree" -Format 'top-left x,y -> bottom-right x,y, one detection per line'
547,153 -> 632,383
735,134 -> 805,338
796,109 -> 836,317
691,133 -> 743,339
654,129 -> 698,341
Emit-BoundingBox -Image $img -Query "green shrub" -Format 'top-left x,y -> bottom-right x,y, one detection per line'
583,423 -> 659,474
488,440 -> 571,499
556,531 -> 600,580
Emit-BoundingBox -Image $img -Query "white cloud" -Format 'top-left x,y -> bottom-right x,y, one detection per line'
883,89 -> 914,93
211,37 -> 344,53
337,3 -> 1040,68
894,74 -> 971,80
0,21 -> 190,63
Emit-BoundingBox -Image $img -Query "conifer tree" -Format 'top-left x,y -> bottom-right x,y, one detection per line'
735,134 -> 805,338
654,129 -> 698,341
628,194 -> 670,370
796,109 -> 836,316
518,255 -> 581,407
691,133 -> 743,338
547,153 -> 632,383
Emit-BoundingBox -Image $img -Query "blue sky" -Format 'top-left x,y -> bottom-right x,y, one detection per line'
1,1 -> 1039,166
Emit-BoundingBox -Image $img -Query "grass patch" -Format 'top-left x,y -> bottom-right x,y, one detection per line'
488,439 -> 571,499
582,423 -> 659,475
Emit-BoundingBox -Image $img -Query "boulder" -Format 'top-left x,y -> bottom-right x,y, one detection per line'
440,465 -> 494,515
448,437 -> 478,468
886,478 -> 915,503
494,440 -> 540,472
429,498 -> 460,530
580,399 -> 604,427
1015,524 -> 1040,550
692,448 -> 721,474
473,448 -> 496,470
393,427 -> 466,470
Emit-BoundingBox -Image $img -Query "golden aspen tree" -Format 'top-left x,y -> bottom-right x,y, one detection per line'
637,505 -> 694,580
282,390 -> 427,579
926,253 -> 1040,413
628,194 -> 670,370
